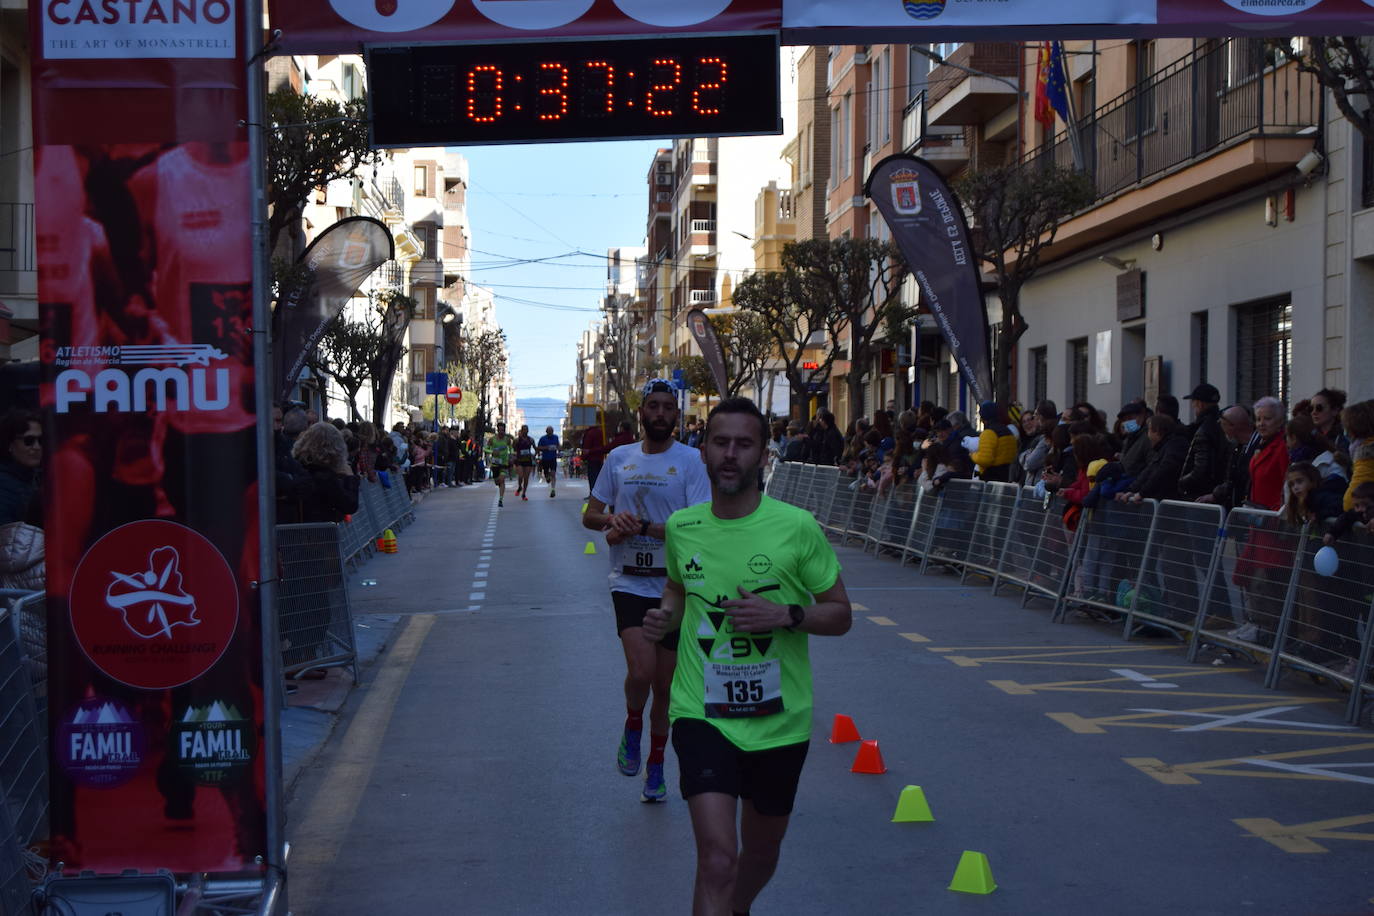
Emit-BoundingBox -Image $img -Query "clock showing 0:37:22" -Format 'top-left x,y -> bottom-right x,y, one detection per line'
366,32 -> 781,147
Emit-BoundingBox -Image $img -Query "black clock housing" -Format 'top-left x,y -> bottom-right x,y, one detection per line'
367,33 -> 781,147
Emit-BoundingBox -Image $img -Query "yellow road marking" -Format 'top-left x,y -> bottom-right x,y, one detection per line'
1234,814 -> 1374,854
851,603 -> 870,611
899,632 -> 930,643
1126,742 -> 1374,786
289,614 -> 436,914
867,615 -> 896,626
1046,699 -> 1348,737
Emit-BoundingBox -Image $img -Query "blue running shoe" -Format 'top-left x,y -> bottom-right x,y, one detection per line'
641,762 -> 667,803
617,729 -> 641,776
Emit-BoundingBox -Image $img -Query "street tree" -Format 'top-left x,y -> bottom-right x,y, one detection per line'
733,267 -> 840,417
265,88 -> 377,256
784,237 -> 914,419
1273,38 -> 1374,147
709,310 -> 775,398
460,326 -> 508,440
955,163 -> 1096,403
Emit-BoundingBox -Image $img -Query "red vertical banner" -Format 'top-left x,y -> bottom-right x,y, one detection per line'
31,3 -> 266,873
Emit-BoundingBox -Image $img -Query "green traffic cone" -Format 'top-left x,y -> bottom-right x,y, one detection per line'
891,785 -> 934,823
948,851 -> 997,894
583,541 -> 597,555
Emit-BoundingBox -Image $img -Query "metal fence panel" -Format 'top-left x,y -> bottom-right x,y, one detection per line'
844,482 -> 877,545
1114,499 -> 1223,635
995,487 -> 1049,595
922,480 -> 984,573
876,484 -> 919,555
811,466 -> 841,526
964,483 -> 1019,582
0,604 -> 45,851
1189,507 -> 1301,660
1269,524 -> 1374,715
1020,493 -> 1076,607
277,523 -> 359,679
798,466 -> 824,517
903,485 -> 941,567
0,782 -> 29,916
1057,499 -> 1159,625
821,473 -> 856,535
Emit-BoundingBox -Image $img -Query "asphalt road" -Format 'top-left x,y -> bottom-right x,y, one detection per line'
287,470 -> 1374,915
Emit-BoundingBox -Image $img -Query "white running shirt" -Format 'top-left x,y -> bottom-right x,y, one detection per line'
591,440 -> 711,599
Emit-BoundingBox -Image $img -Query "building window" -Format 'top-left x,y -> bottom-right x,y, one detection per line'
1031,346 -> 1048,406
927,42 -> 962,71
881,47 -> 892,144
841,93 -> 853,178
830,105 -> 842,187
1235,297 -> 1292,407
1069,337 -> 1088,405
414,165 -> 428,197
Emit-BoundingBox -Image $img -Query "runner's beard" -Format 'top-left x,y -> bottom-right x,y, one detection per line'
707,462 -> 752,495
644,417 -> 675,442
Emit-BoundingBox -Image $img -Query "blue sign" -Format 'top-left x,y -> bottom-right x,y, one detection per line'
425,372 -> 449,396
671,368 -> 687,390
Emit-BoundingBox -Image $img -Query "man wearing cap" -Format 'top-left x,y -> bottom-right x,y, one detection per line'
1177,383 -> 1229,502
583,378 -> 711,803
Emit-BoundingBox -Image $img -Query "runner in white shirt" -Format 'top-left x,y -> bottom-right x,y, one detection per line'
583,379 -> 710,802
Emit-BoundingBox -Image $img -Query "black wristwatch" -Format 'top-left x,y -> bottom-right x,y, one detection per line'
787,603 -> 805,630
639,519 -> 650,537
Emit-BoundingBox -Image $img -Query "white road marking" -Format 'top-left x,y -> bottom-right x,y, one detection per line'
1111,668 -> 1179,689
1238,759 -> 1374,785
1126,706 -> 1356,732
469,591 -> 486,601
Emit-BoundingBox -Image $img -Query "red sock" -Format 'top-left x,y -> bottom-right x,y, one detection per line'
647,733 -> 668,765
625,707 -> 644,733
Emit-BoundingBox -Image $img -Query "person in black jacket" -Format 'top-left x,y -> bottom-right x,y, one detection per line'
286,422 -> 361,524
0,409 -> 42,528
1177,383 -> 1229,501
1207,404 -> 1258,511
1119,415 -> 1190,503
812,408 -> 844,465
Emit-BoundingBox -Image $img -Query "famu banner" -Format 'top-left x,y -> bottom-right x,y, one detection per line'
686,308 -> 730,398
32,0 -> 267,874
865,154 -> 991,403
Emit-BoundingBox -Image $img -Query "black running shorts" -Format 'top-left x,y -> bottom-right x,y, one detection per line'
611,590 -> 679,651
671,717 -> 810,816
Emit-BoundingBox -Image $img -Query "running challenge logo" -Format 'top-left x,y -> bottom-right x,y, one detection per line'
53,343 -> 232,415
42,0 -> 235,60
70,519 -> 238,690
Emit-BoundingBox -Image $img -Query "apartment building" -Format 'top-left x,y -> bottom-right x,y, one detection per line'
1013,38 -> 1325,412
0,4 -> 34,364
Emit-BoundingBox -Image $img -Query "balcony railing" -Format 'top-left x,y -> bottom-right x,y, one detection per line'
1024,38 -> 1320,204
690,219 -> 716,233
0,203 -> 34,295
689,289 -> 715,304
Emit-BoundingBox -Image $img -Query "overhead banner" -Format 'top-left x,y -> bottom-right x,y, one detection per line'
781,0 -> 1374,38
271,0 -> 782,52
865,154 -> 992,403
33,0 -> 266,875
274,216 -> 393,401
686,308 -> 731,398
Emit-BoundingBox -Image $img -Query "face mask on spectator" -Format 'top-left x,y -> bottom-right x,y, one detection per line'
1123,419 -> 1141,435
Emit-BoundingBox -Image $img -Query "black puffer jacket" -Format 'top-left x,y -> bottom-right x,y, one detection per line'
0,460 -> 39,527
1177,406 -> 1228,500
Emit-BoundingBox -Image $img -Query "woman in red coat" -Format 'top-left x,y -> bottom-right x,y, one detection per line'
1231,397 -> 1292,643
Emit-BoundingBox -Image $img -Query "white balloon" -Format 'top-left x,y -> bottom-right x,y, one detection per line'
1313,545 -> 1339,577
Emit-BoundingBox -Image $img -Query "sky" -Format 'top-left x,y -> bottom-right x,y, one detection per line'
455,140 -> 668,406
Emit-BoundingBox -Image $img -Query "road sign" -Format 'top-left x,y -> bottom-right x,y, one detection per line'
446,386 -> 462,405
425,372 -> 449,396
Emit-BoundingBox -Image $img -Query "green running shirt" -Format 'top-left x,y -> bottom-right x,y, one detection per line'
485,435 -> 513,466
664,495 -> 842,751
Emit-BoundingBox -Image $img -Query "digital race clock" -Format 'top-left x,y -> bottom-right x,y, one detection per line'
366,33 -> 781,147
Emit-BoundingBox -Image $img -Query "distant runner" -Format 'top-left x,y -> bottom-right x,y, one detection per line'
484,422 -> 514,508
643,397 -> 852,915
583,379 -> 710,803
514,424 -> 536,501
538,426 -> 561,497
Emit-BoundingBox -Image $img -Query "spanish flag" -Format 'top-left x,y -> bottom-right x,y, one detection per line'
1034,42 -> 1071,131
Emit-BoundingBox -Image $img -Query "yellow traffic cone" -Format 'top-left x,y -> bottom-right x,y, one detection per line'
584,541 -> 597,555
581,502 -> 588,514
891,785 -> 934,823
381,529 -> 398,554
948,851 -> 996,894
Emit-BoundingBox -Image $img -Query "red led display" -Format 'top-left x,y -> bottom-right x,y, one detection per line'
368,33 -> 780,147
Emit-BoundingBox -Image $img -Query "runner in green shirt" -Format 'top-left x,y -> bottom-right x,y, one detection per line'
484,422 -> 514,507
644,397 -> 851,916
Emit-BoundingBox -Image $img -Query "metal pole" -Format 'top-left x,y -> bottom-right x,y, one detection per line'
245,6 -> 287,911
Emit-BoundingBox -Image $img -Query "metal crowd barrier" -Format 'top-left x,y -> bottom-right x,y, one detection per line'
338,477 -> 418,567
0,603 -> 46,857
277,523 -> 360,681
768,470 -> 1374,726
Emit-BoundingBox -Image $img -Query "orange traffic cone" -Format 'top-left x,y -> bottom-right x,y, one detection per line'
851,739 -> 886,774
380,528 -> 398,554
827,714 -> 861,744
